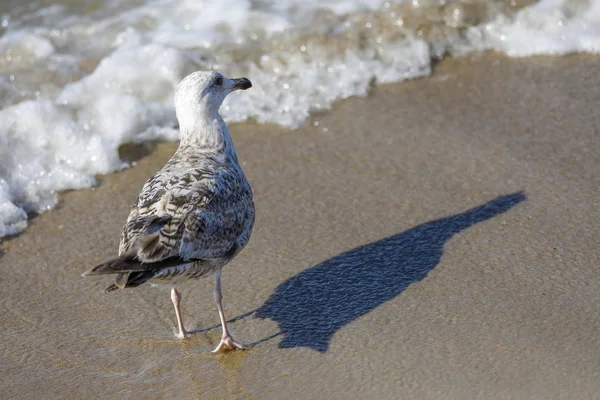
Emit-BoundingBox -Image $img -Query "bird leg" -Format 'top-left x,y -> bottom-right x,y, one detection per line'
212,270 -> 247,352
171,288 -> 189,339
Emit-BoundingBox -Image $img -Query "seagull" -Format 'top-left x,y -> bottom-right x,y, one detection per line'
83,71 -> 255,352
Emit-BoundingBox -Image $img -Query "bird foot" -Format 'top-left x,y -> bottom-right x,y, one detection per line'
212,335 -> 247,353
174,329 -> 190,340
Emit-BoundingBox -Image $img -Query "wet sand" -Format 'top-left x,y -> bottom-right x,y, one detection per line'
1,53 -> 598,399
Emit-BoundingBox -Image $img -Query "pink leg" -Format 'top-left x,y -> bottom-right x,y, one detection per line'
211,270 -> 247,352
171,288 -> 189,339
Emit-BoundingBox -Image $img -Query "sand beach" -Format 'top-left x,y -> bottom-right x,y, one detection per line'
0,52 -> 598,398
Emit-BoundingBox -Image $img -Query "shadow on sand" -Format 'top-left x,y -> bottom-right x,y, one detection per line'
254,192 -> 526,352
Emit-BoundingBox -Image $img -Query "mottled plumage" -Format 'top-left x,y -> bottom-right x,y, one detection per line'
83,71 -> 254,352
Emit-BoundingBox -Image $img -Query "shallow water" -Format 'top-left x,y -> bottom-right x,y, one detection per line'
1,0 -> 600,238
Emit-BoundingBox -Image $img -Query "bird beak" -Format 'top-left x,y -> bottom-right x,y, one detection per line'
231,77 -> 252,91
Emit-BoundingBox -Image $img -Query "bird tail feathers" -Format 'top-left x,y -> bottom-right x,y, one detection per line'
81,258 -> 147,277
82,255 -> 194,278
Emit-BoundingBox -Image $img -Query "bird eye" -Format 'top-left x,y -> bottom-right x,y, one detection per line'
215,77 -> 223,86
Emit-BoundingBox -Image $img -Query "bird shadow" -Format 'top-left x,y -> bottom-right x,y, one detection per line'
253,191 -> 526,352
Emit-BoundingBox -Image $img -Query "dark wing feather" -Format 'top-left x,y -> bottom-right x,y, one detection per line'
105,271 -> 157,292
82,255 -> 191,276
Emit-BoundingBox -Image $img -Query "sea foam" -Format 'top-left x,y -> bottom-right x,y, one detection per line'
1,0 -> 599,238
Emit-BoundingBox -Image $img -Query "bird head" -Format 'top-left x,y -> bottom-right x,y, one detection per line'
174,71 -> 252,123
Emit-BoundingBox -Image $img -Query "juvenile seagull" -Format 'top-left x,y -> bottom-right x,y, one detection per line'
83,71 -> 254,352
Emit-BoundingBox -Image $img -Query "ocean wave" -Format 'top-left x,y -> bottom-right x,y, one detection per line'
1,0 -> 599,238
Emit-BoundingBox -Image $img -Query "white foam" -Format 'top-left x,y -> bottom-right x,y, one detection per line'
0,31 -> 55,63
221,38 -> 431,126
0,29 -> 185,238
466,0 -> 600,56
0,179 -> 28,238
1,0 -> 600,238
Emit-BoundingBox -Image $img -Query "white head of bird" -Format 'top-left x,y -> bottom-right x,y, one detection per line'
174,71 -> 252,147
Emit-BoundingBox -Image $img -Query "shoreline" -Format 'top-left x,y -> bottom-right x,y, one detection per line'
1,52 -> 599,399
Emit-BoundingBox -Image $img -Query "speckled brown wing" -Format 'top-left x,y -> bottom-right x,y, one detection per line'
117,160 -> 251,265
118,188 -> 210,263
178,186 -> 253,261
